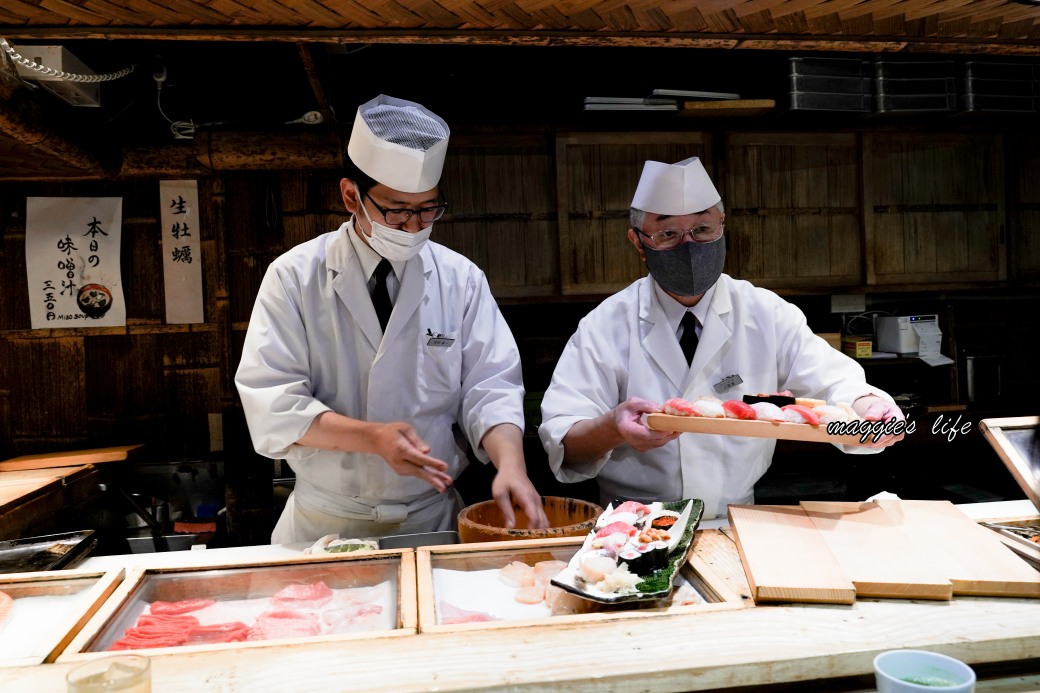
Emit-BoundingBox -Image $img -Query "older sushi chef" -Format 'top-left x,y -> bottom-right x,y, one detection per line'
236,94 -> 548,543
539,157 -> 905,519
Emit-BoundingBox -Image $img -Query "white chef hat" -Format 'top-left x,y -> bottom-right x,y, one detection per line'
630,156 -> 721,215
346,94 -> 450,193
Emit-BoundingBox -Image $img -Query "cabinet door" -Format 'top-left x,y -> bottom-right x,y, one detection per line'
556,132 -> 710,295
724,133 -> 862,289
864,133 -> 1006,286
1010,134 -> 1040,282
437,135 -> 557,298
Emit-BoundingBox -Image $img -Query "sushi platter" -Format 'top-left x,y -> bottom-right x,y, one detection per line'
646,414 -> 868,445
550,499 -> 704,604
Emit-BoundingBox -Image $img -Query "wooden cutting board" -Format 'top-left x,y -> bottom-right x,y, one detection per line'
876,499 -> 1040,598
646,414 -> 866,445
801,501 -> 953,600
729,500 -> 1040,604
0,444 -> 144,472
728,505 -> 855,604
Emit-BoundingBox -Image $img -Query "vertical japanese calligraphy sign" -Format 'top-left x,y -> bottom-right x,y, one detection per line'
159,180 -> 204,324
25,197 -> 126,329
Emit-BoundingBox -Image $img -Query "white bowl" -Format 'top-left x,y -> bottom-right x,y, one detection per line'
874,649 -> 976,693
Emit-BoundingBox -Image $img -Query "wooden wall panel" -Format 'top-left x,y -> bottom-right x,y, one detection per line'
557,132 -> 708,295
724,133 -> 861,289
1011,135 -> 1040,282
864,133 -> 1005,285
6,336 -> 87,447
438,136 -> 557,297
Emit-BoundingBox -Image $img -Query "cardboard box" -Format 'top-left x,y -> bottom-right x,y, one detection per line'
841,334 -> 872,358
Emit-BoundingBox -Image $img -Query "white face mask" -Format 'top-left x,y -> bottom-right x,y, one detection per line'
356,187 -> 433,262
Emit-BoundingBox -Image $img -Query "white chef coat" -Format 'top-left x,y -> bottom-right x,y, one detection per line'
538,273 -> 893,520
235,219 -> 525,542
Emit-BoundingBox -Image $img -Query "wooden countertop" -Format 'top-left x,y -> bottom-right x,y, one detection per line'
5,502 -> 1040,692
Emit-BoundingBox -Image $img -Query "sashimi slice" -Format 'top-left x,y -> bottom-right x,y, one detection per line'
438,600 -> 499,625
186,621 -> 251,644
721,400 -> 757,420
248,610 -> 322,641
498,561 -> 535,587
781,404 -> 821,425
662,397 -> 696,416
149,598 -> 215,615
323,604 -> 383,633
533,560 -> 568,579
594,521 -> 637,538
514,583 -> 548,604
610,500 -> 651,517
271,581 -> 334,609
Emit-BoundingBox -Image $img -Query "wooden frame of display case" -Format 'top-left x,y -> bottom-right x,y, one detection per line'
416,534 -> 748,633
58,549 -> 416,662
0,568 -> 124,667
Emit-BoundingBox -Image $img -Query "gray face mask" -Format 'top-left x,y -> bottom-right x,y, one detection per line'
641,235 -> 726,297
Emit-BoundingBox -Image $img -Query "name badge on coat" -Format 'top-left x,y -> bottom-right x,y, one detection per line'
426,329 -> 455,348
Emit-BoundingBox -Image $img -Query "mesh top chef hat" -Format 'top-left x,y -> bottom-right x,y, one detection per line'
630,156 -> 721,215
347,94 -> 450,193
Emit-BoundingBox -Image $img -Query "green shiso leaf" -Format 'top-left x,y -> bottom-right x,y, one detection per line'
635,499 -> 703,594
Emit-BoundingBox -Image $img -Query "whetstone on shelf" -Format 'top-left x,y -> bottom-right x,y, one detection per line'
678,99 -> 775,117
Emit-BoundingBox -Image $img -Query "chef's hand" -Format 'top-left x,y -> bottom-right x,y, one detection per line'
852,395 -> 906,448
492,470 -> 549,530
370,422 -> 454,492
481,424 -> 549,530
613,397 -> 681,452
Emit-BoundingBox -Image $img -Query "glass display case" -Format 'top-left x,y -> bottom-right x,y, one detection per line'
417,536 -> 745,632
0,569 -> 123,667
59,551 -> 416,661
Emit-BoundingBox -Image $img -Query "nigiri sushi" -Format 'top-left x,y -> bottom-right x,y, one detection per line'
781,404 -> 821,425
690,396 -> 726,418
662,397 -> 697,416
750,401 -> 785,422
812,404 -> 851,424
721,399 -> 757,420
610,500 -> 652,518
595,521 -> 638,538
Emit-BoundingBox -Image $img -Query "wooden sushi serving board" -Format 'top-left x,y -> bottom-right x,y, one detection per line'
646,413 -> 867,445
729,500 -> 1040,605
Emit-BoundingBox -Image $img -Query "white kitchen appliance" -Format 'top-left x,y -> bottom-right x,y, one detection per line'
876,314 -> 939,355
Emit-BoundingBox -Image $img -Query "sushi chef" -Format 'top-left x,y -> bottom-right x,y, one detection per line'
236,94 -> 548,543
538,156 -> 905,519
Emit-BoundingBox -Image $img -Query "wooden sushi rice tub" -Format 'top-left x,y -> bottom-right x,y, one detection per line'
1,493 -> 1038,691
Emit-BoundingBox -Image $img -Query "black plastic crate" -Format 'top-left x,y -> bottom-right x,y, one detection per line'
789,90 -> 872,112
790,74 -> 872,94
964,61 -> 1040,82
962,77 -> 1039,97
960,92 -> 1037,113
875,77 -> 957,96
874,60 -> 957,80
875,92 -> 957,113
789,56 -> 871,78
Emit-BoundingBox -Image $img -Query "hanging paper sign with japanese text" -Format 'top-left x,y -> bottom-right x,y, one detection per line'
159,180 -> 204,324
25,197 -> 125,329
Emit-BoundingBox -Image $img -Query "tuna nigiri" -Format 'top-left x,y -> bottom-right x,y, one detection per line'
610,500 -> 652,518
721,399 -> 757,420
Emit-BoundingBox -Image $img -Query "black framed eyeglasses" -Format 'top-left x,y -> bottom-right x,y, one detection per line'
364,191 -> 449,226
636,221 -> 724,250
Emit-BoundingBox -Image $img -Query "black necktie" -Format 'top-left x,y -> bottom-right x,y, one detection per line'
679,312 -> 699,366
371,259 -> 393,332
